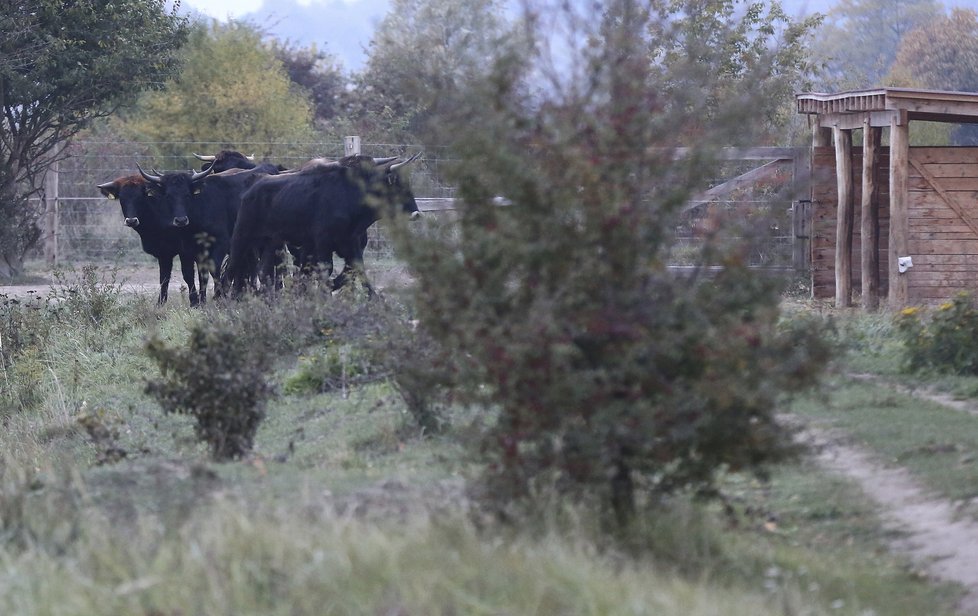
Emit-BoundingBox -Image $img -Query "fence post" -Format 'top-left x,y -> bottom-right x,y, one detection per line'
792,199 -> 811,275
43,158 -> 59,266
344,136 -> 361,157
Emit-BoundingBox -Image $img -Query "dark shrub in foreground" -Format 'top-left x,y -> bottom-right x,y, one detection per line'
393,0 -> 829,526
145,324 -> 275,460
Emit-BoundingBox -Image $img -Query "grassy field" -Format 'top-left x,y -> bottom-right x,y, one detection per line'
0,268 -> 969,615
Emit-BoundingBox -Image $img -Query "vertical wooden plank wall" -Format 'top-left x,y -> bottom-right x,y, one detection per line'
813,146 -> 978,304
906,147 -> 978,303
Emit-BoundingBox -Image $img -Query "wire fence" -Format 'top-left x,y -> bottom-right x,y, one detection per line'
34,141 -> 804,271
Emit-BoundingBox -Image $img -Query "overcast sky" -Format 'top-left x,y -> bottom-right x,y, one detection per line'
182,0 -> 275,20
179,0 -> 391,71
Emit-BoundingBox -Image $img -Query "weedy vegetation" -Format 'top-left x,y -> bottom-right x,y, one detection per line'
2,0 -> 975,612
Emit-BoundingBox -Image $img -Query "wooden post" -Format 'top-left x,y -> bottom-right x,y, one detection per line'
809,123 -> 831,297
344,136 -> 361,157
888,113 -> 910,309
861,122 -> 882,311
833,126 -> 854,308
792,200 -> 811,274
42,159 -> 59,266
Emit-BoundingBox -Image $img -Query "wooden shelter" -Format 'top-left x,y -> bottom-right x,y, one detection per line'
797,87 -> 978,310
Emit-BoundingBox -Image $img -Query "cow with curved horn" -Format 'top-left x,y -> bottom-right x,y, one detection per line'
97,174 -> 206,306
194,150 -> 256,173
225,153 -> 423,297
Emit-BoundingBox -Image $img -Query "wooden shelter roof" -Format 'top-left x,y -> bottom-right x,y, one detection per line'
796,87 -> 978,130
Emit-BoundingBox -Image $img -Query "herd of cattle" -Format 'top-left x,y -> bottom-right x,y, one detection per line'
96,150 -> 422,305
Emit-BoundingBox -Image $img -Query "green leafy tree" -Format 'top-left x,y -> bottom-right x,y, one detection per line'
812,0 -> 941,89
271,41 -> 348,126
119,20 -> 314,160
344,0 -> 512,142
890,8 -> 978,92
0,0 -> 188,279
651,0 -> 822,141
886,8 -> 978,144
395,0 -> 830,527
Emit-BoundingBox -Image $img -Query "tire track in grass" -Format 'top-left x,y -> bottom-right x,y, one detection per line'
808,375 -> 978,614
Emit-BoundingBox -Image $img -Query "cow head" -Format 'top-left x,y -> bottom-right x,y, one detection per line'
97,175 -> 176,230
136,164 -> 213,228
194,150 -> 257,173
356,153 -> 422,220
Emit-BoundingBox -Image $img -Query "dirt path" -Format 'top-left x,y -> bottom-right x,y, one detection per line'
811,377 -> 978,615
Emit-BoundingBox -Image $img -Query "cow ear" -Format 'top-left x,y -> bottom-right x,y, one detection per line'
97,183 -> 118,200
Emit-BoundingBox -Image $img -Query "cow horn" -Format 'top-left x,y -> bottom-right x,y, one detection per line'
191,166 -> 213,182
193,153 -> 216,162
136,163 -> 162,184
390,152 -> 422,170
372,156 -> 399,166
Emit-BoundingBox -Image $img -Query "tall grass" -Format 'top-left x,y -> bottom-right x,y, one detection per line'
0,268 -> 966,616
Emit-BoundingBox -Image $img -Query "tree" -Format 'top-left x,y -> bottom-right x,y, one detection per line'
343,0 -> 512,142
890,8 -> 978,92
395,0 -> 830,526
887,8 -> 978,144
650,0 -> 822,141
118,21 -> 314,160
0,0 -> 189,279
271,41 -> 348,126
811,0 -> 942,89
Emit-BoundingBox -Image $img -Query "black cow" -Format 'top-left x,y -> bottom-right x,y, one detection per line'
137,163 -> 282,298
194,150 -> 256,173
96,174 -> 205,306
194,150 -> 290,174
225,153 -> 422,297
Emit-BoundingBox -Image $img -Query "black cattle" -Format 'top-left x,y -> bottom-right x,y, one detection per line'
137,163 -> 282,298
194,150 -> 256,173
225,154 -> 422,297
96,174 -> 205,306
194,150 -> 290,174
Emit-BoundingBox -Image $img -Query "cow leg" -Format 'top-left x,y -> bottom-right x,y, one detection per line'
258,245 -> 276,292
198,266 -> 209,305
178,253 -> 200,307
210,240 -> 229,299
333,232 -> 373,296
157,256 -> 173,305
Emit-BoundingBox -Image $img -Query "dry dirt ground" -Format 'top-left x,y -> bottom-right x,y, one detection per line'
811,376 -> 978,615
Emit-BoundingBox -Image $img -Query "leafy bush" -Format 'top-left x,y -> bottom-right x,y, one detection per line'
394,0 -> 829,526
371,316 -> 457,435
0,294 -> 52,415
895,292 -> 978,374
145,323 -> 276,460
283,344 -> 375,395
48,265 -> 126,330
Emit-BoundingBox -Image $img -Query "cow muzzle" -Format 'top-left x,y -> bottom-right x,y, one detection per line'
125,217 -> 140,228
410,211 -> 422,220
173,216 -> 189,227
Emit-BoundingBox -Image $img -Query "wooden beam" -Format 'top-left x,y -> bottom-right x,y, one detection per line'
834,126 -> 854,308
888,116 -> 910,309
861,122 -> 881,311
817,110 -> 899,131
